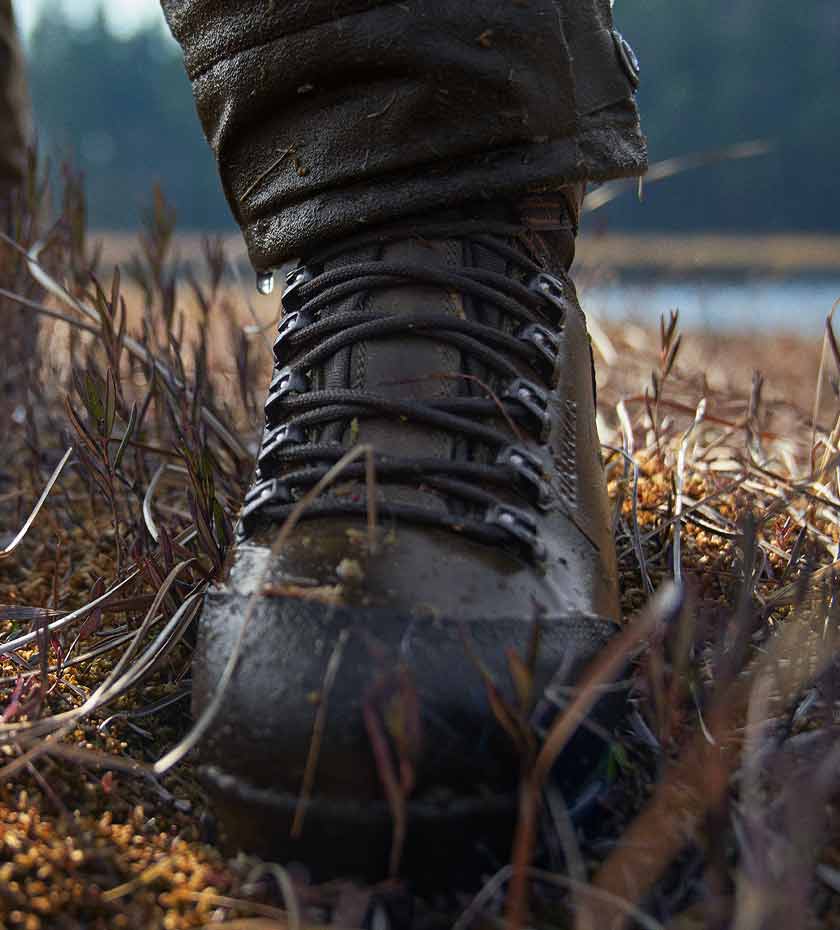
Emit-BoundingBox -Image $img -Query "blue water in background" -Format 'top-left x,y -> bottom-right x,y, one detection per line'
580,278 -> 840,334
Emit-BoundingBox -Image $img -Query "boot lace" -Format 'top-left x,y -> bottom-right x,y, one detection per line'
241,218 -> 573,561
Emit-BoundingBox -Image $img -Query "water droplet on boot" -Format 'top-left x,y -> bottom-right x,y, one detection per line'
256,271 -> 275,296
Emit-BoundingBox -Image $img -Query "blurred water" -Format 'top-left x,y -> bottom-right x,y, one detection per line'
581,278 -> 840,334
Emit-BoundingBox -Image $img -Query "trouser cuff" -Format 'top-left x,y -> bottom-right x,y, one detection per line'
164,0 -> 647,268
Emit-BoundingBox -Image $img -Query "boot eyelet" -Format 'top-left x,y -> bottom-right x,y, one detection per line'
503,378 -> 551,439
485,504 -> 546,561
529,272 -> 568,322
241,478 -> 293,536
282,264 -> 318,313
530,272 -> 564,299
259,422 -> 306,470
244,477 -> 293,506
516,323 -> 560,379
266,366 -> 309,418
497,445 -> 552,510
273,310 -> 316,363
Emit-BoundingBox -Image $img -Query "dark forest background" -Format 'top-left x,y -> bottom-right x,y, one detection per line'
24,0 -> 840,232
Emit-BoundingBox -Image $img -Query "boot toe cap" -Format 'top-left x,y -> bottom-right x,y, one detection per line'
192,585 -> 619,878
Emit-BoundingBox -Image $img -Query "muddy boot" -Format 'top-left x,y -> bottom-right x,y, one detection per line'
192,190 -> 623,881
163,0 -> 645,883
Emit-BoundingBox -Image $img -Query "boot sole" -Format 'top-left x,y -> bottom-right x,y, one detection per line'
200,761 -> 520,883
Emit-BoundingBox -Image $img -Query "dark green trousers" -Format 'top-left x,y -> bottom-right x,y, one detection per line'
161,0 -> 646,271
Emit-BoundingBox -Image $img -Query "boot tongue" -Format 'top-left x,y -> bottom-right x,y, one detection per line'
310,212 -> 516,513
304,201 -> 575,514
346,236 -> 462,468
517,191 -> 580,271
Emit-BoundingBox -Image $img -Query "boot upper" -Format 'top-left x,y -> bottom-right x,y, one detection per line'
192,202 -> 622,841
233,204 -> 619,623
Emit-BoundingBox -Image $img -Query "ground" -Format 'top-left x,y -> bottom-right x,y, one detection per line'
1,211 -> 839,929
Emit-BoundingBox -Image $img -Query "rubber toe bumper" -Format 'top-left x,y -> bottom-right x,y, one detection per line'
192,590 -> 620,882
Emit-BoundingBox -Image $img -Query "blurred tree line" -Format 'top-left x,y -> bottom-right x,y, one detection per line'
26,0 -> 840,232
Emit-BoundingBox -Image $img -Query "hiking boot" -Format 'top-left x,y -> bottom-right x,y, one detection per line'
192,193 -> 621,881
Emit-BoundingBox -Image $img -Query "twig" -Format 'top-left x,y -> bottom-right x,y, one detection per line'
811,299 -> 840,476
505,583 -> 683,930
0,447 -> 74,561
243,863 -> 301,930
154,444 -> 379,775
241,145 -> 297,201
0,287 -> 98,334
673,398 -> 706,583
586,611 -> 838,930
143,462 -> 189,542
583,139 -> 774,212
292,628 -> 350,837
456,864 -> 666,930
4,232 -> 250,460
604,444 -> 654,594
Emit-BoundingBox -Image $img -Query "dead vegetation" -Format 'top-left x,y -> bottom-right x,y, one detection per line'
1,162 -> 840,929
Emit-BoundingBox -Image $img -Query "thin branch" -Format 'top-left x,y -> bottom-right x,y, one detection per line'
0,447 -> 74,561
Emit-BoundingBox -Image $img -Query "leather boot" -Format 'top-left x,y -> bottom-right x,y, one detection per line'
192,192 -> 621,881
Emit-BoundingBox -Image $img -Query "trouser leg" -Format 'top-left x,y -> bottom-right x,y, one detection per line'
162,0 -> 646,269
0,0 -> 30,198
0,1 -> 34,416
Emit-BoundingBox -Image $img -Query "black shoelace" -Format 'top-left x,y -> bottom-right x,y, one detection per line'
241,219 -> 571,561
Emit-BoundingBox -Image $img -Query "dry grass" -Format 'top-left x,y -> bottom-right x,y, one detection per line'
2,169 -> 840,929
577,234 -> 840,275
93,231 -> 840,276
